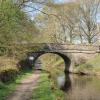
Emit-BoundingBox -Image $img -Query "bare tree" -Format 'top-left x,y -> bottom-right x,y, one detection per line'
52,3 -> 79,43
15,1 -> 78,43
56,0 -> 100,44
77,0 -> 100,44
15,0 -> 100,44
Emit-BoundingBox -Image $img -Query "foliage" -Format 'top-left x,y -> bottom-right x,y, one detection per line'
0,56 -> 18,82
0,0 -> 39,56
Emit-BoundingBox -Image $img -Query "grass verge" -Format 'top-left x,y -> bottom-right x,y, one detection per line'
32,73 -> 64,100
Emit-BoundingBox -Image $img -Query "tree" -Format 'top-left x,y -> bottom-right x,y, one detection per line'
77,0 -> 100,44
15,0 -> 100,44
48,3 -> 79,43
59,4 -> 79,43
0,0 -> 39,44
54,0 -> 100,44
0,0 -> 40,55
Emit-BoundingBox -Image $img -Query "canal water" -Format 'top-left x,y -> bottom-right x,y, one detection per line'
57,74 -> 100,100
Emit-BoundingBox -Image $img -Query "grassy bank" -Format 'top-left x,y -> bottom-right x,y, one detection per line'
0,69 -> 33,100
32,73 -> 64,100
76,55 -> 100,75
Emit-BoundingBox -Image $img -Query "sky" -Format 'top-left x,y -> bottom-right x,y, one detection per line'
22,2 -> 43,20
97,13 -> 100,22
54,0 -> 75,3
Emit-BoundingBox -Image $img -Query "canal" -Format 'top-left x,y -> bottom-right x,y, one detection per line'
57,74 -> 100,100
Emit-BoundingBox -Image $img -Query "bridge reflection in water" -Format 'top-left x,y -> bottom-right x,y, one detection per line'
57,74 -> 100,100
57,73 -> 71,92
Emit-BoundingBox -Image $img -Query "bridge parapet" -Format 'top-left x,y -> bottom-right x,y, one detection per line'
28,43 -> 100,52
5,43 -> 100,53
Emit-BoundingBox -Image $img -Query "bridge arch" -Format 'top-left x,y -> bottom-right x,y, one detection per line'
28,51 -> 71,73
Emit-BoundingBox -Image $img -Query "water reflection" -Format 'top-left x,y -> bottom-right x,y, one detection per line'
57,74 -> 71,92
57,74 -> 100,100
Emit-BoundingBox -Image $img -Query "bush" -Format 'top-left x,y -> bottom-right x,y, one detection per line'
0,69 -> 18,82
0,57 -> 19,82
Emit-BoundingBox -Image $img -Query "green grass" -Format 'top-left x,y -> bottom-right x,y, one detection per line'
0,69 -> 33,100
77,55 -> 100,74
32,73 -> 64,100
32,73 -> 55,100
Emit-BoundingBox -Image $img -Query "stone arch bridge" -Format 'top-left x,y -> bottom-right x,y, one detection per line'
25,43 -> 100,73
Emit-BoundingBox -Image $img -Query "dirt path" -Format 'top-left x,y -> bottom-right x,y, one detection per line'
6,71 -> 41,100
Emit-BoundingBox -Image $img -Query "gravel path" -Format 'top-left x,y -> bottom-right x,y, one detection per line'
6,71 -> 40,100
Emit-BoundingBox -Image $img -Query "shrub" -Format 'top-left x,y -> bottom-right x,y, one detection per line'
0,57 -> 19,82
0,69 -> 18,82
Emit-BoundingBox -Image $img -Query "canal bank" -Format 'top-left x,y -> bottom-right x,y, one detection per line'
73,55 -> 100,75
